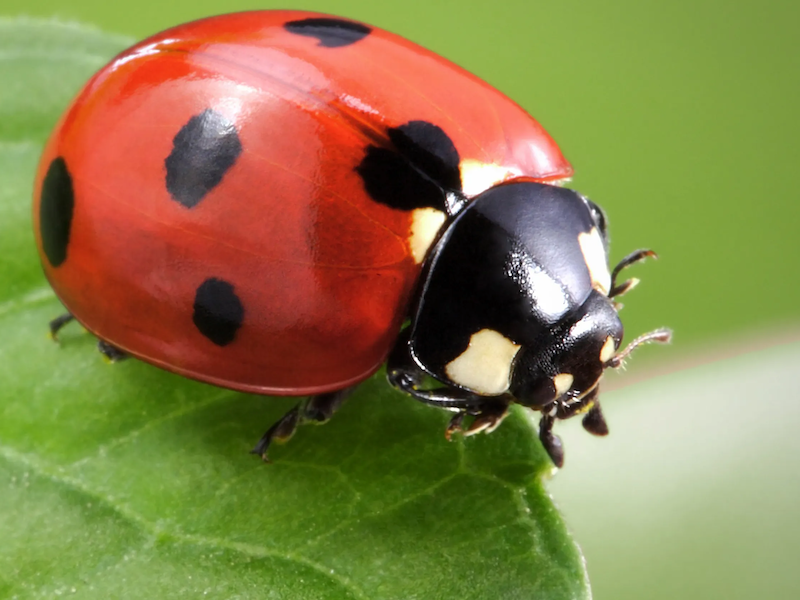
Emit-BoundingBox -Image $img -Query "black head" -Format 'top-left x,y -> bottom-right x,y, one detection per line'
509,290 -> 623,414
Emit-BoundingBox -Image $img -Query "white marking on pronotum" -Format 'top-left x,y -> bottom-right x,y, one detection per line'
577,227 -> 611,295
445,329 -> 522,395
459,159 -> 519,197
408,207 -> 446,264
600,335 -> 616,364
569,314 -> 594,341
553,373 -> 574,397
505,250 -> 570,320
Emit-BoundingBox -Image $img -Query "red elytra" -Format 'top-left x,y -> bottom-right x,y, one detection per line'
33,10 -> 572,395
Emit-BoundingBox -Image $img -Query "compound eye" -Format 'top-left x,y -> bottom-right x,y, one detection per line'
583,197 -> 608,239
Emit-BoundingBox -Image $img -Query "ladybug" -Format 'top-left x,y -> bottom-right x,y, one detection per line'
33,10 -> 670,467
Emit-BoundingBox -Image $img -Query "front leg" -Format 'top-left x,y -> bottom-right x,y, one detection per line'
538,413 -> 565,468
387,329 -> 512,436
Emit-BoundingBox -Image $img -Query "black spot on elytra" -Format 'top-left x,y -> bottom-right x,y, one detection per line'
356,121 -> 462,213
165,110 -> 242,208
39,157 -> 74,267
193,278 -> 244,346
357,147 -> 447,212
389,121 -> 462,191
284,17 -> 371,48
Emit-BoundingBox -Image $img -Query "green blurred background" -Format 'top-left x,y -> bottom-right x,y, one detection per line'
4,0 -> 799,598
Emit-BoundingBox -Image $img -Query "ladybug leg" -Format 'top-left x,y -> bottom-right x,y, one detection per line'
538,413 -> 565,468
445,412 -> 466,440
609,249 -> 657,298
581,400 -> 609,436
250,404 -> 301,462
97,339 -> 127,362
387,331 -> 512,435
303,387 -> 355,423
444,399 -> 511,439
49,312 -> 75,341
445,405 -> 509,440
387,331 -> 485,411
49,312 -> 128,363
250,387 -> 355,462
461,400 -> 510,436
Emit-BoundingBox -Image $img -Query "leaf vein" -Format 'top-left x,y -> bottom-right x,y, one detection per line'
66,388 -> 240,469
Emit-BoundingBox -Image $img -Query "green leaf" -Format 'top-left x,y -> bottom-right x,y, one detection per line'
0,19 -> 588,598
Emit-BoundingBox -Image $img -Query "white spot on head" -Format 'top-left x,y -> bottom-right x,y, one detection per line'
600,335 -> 616,364
459,159 -> 520,197
445,329 -> 521,395
408,208 -> 446,264
578,227 -> 611,295
553,373 -> 574,397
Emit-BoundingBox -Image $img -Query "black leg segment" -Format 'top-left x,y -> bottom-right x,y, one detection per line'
97,339 -> 127,362
251,404 -> 301,461
50,311 -> 128,362
538,413 -> 565,468
582,401 -> 609,436
49,312 -> 75,341
251,386 -> 355,462
609,248 -> 657,298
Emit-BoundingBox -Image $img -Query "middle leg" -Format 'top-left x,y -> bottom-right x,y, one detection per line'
250,386 -> 355,461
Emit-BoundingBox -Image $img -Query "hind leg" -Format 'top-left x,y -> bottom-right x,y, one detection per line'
250,387 -> 355,461
50,311 -> 128,361
49,313 -> 75,340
